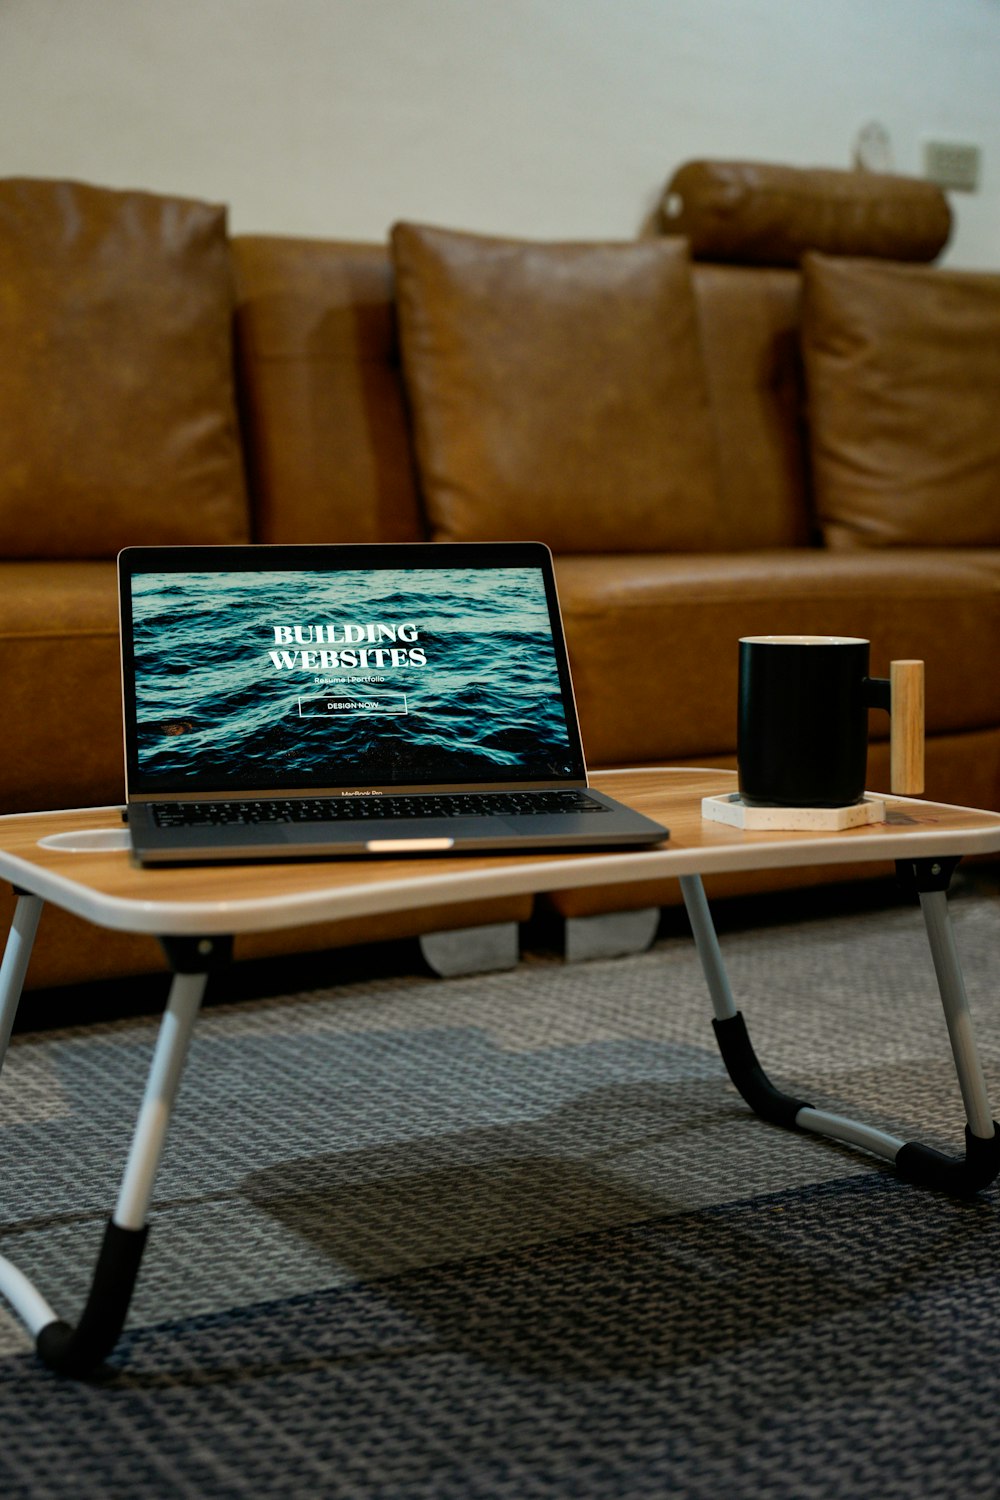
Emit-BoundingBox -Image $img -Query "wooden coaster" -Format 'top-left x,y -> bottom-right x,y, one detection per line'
702,793 -> 887,831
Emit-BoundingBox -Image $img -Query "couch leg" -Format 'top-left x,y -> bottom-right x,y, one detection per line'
419,922 -> 520,977
563,907 -> 660,964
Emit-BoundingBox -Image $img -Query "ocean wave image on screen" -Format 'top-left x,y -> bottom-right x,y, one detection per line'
130,567 -> 574,786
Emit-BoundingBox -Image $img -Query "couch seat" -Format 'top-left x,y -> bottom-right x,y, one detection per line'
555,549 -> 1000,766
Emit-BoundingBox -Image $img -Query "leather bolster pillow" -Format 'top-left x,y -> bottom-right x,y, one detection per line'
659,159 -> 952,266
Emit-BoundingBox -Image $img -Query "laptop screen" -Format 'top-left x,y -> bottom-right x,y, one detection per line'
119,543 -> 587,796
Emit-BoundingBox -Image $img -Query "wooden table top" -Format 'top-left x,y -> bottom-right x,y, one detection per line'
2,768 -> 1000,936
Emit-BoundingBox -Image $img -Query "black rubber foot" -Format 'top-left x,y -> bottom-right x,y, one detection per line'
712,1012 -> 812,1128
36,1219 -> 149,1376
895,1123 -> 1000,1196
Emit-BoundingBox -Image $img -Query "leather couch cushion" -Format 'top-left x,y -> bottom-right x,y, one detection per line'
391,222 -> 722,552
802,253 -> 1000,548
692,264 -> 811,548
232,236 -> 426,545
0,179 -> 249,558
0,561 -> 124,810
554,549 -> 1000,766
662,161 -> 951,267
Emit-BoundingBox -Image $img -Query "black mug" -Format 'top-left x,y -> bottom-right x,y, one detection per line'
737,635 -> 924,808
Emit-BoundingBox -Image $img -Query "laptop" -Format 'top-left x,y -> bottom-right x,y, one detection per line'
118,541 -> 669,863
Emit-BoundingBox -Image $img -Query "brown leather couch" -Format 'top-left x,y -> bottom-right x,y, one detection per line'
3,163 -> 999,990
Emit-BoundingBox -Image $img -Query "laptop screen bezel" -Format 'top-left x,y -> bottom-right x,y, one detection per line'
118,541 -> 590,801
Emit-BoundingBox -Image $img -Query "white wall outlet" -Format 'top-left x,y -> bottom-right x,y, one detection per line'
854,121 -> 894,173
923,139 -> 981,192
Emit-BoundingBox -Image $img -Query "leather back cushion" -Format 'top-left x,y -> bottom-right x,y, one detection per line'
802,253 -> 1000,547
692,264 -> 811,548
0,179 -> 248,558
391,223 -> 722,552
662,160 -> 951,267
232,235 -> 425,545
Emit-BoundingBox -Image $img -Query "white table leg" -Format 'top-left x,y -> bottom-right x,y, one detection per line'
0,926 -> 212,1375
680,869 -> 1000,1195
114,972 -> 206,1228
0,893 -> 43,1080
918,889 -> 994,1139
679,875 -> 737,1022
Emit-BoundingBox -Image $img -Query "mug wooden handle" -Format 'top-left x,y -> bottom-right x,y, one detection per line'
890,660 -> 924,796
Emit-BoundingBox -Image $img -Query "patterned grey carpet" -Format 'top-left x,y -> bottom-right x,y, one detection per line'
2,874 -> 1000,1497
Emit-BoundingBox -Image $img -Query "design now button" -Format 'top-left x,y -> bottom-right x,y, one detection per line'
297,694 -> 409,717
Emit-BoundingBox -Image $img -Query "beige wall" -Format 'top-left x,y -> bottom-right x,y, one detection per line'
2,0 -> 998,266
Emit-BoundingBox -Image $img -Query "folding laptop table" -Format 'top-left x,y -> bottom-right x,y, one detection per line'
1,767 -> 999,1375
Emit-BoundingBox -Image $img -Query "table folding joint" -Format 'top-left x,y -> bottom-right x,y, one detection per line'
157,933 -> 234,973
895,855 -> 962,896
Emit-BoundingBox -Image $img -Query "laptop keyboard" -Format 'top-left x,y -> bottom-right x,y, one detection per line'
151,789 -> 608,828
